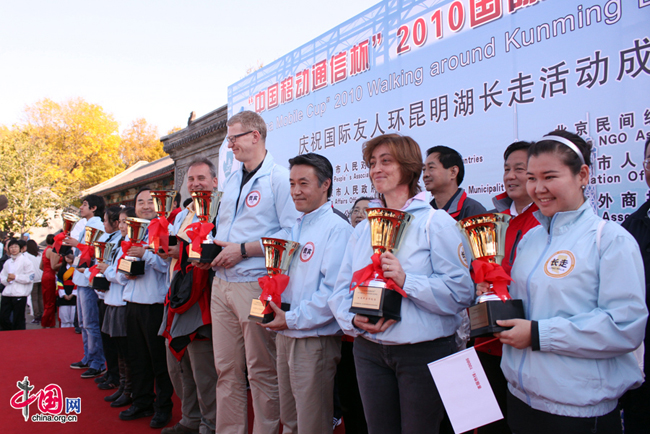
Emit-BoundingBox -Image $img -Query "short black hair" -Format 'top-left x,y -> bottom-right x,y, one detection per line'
288,153 -> 334,198
7,239 -> 20,248
26,240 -> 39,256
352,197 -> 373,208
17,239 -> 26,249
174,192 -> 182,207
82,194 -> 106,218
529,130 -> 591,175
105,206 -> 122,227
426,145 -> 465,185
134,186 -> 152,203
504,141 -> 534,161
182,198 -> 193,208
46,234 -> 55,245
119,206 -> 137,218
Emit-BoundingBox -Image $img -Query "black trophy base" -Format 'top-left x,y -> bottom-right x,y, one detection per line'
92,276 -> 110,292
248,300 -> 291,324
118,259 -> 145,276
188,244 -> 223,263
157,235 -> 178,254
469,299 -> 525,338
350,285 -> 402,324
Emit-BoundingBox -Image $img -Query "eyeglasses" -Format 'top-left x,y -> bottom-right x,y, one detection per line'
227,130 -> 255,144
351,208 -> 367,216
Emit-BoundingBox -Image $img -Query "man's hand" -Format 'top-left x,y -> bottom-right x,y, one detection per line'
353,314 -> 395,334
476,282 -> 492,296
125,274 -> 141,280
380,252 -> 406,288
495,319 -> 532,349
165,245 -> 180,260
96,263 -> 109,273
62,237 -> 79,247
259,302 -> 288,331
211,240 -> 244,269
126,246 -> 146,259
7,273 -> 15,282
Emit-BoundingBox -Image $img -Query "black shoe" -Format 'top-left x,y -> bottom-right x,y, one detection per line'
80,367 -> 107,379
161,422 -> 199,434
104,388 -> 124,402
150,411 -> 172,429
74,328 -> 81,334
94,374 -> 108,384
98,381 -> 118,390
119,404 -> 154,421
110,393 -> 133,408
70,361 -> 89,370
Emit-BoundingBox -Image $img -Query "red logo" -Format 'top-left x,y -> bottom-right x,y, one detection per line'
246,190 -> 261,208
300,242 -> 315,262
10,376 -> 80,423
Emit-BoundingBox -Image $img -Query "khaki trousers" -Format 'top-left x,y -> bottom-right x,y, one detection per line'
277,334 -> 342,434
166,338 -> 217,434
211,277 -> 279,434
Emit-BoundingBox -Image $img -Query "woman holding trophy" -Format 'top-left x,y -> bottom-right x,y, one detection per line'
329,134 -> 474,434
486,130 -> 647,433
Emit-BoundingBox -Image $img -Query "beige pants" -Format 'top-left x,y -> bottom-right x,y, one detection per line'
211,277 -> 279,434
277,334 -> 342,434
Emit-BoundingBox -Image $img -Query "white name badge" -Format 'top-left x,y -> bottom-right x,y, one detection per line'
428,347 -> 503,433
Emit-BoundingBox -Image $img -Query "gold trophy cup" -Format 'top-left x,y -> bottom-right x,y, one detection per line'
92,242 -> 116,291
150,190 -> 178,252
78,226 -> 105,268
188,190 -> 223,263
457,213 -> 525,337
118,217 -> 150,276
53,212 -> 81,254
349,208 -> 413,323
249,238 -> 301,323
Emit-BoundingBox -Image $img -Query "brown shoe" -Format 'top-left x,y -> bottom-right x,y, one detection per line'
161,423 -> 199,434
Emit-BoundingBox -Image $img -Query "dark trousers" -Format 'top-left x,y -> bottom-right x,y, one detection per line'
353,335 -> 455,434
98,299 -> 119,384
476,352 -> 511,434
114,336 -> 132,394
621,380 -> 650,433
507,390 -> 621,434
126,302 -> 173,413
336,340 -> 368,434
0,296 -> 27,330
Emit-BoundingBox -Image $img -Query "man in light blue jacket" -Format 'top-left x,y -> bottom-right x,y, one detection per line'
262,153 -> 352,434
209,110 -> 300,434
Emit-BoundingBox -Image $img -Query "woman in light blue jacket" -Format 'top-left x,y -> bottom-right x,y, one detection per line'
491,130 -> 648,433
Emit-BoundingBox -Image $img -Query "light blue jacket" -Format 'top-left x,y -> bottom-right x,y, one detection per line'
102,234 -> 126,307
72,216 -> 104,288
279,201 -> 353,339
84,230 -> 121,300
503,201 -> 648,417
329,195 -> 474,345
116,233 -> 169,304
213,152 -> 300,282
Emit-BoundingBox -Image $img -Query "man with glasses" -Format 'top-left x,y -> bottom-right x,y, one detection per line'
209,110 -> 299,434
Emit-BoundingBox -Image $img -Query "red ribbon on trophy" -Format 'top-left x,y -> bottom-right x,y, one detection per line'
148,216 -> 170,254
185,222 -> 214,255
258,274 -> 290,315
77,243 -> 94,268
470,258 -> 513,302
53,232 -> 67,253
88,264 -> 101,284
349,253 -> 407,298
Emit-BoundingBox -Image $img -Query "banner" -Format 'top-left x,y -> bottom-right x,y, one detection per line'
228,0 -> 650,220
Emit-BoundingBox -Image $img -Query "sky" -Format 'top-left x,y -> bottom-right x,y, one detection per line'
0,0 -> 379,136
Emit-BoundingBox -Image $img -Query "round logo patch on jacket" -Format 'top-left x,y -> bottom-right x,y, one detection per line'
245,190 -> 261,208
458,243 -> 468,268
544,250 -> 576,278
300,242 -> 315,262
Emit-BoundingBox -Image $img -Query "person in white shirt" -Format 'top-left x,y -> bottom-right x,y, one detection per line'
0,239 -> 35,330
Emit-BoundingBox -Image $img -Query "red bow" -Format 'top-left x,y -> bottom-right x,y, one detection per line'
53,232 -> 67,253
349,253 -> 407,298
77,243 -> 94,268
470,258 -> 513,302
185,222 -> 214,255
148,216 -> 170,254
116,240 -> 134,270
89,264 -> 101,284
258,274 -> 290,315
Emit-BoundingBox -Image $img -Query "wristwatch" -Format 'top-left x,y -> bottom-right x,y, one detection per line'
240,243 -> 248,259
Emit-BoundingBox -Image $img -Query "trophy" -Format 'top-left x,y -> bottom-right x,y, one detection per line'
349,208 -> 413,323
53,212 -> 80,253
249,237 -> 300,323
78,226 -> 105,268
149,190 -> 178,254
187,190 -> 223,263
457,213 -> 525,337
118,217 -> 150,276
90,242 -> 116,291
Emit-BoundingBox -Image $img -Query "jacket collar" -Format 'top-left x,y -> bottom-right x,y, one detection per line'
534,200 -> 593,235
492,192 -> 512,213
296,201 -> 333,226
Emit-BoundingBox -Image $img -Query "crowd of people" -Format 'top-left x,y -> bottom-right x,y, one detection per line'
0,109 -> 648,434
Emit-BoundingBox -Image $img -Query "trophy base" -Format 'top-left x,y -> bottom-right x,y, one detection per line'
188,244 -> 222,263
169,235 -> 177,246
248,300 -> 291,324
468,299 -> 525,338
92,276 -> 110,292
118,259 -> 145,276
350,283 -> 402,324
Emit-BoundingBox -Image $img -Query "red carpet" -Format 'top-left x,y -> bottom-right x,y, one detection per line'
1,327 -> 347,433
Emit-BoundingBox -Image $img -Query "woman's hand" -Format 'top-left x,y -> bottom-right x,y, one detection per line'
495,319 -> 532,349
353,314 -> 396,334
126,246 -> 145,259
380,252 -> 405,288
96,262 -> 108,273
62,237 -> 79,247
476,282 -> 492,296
